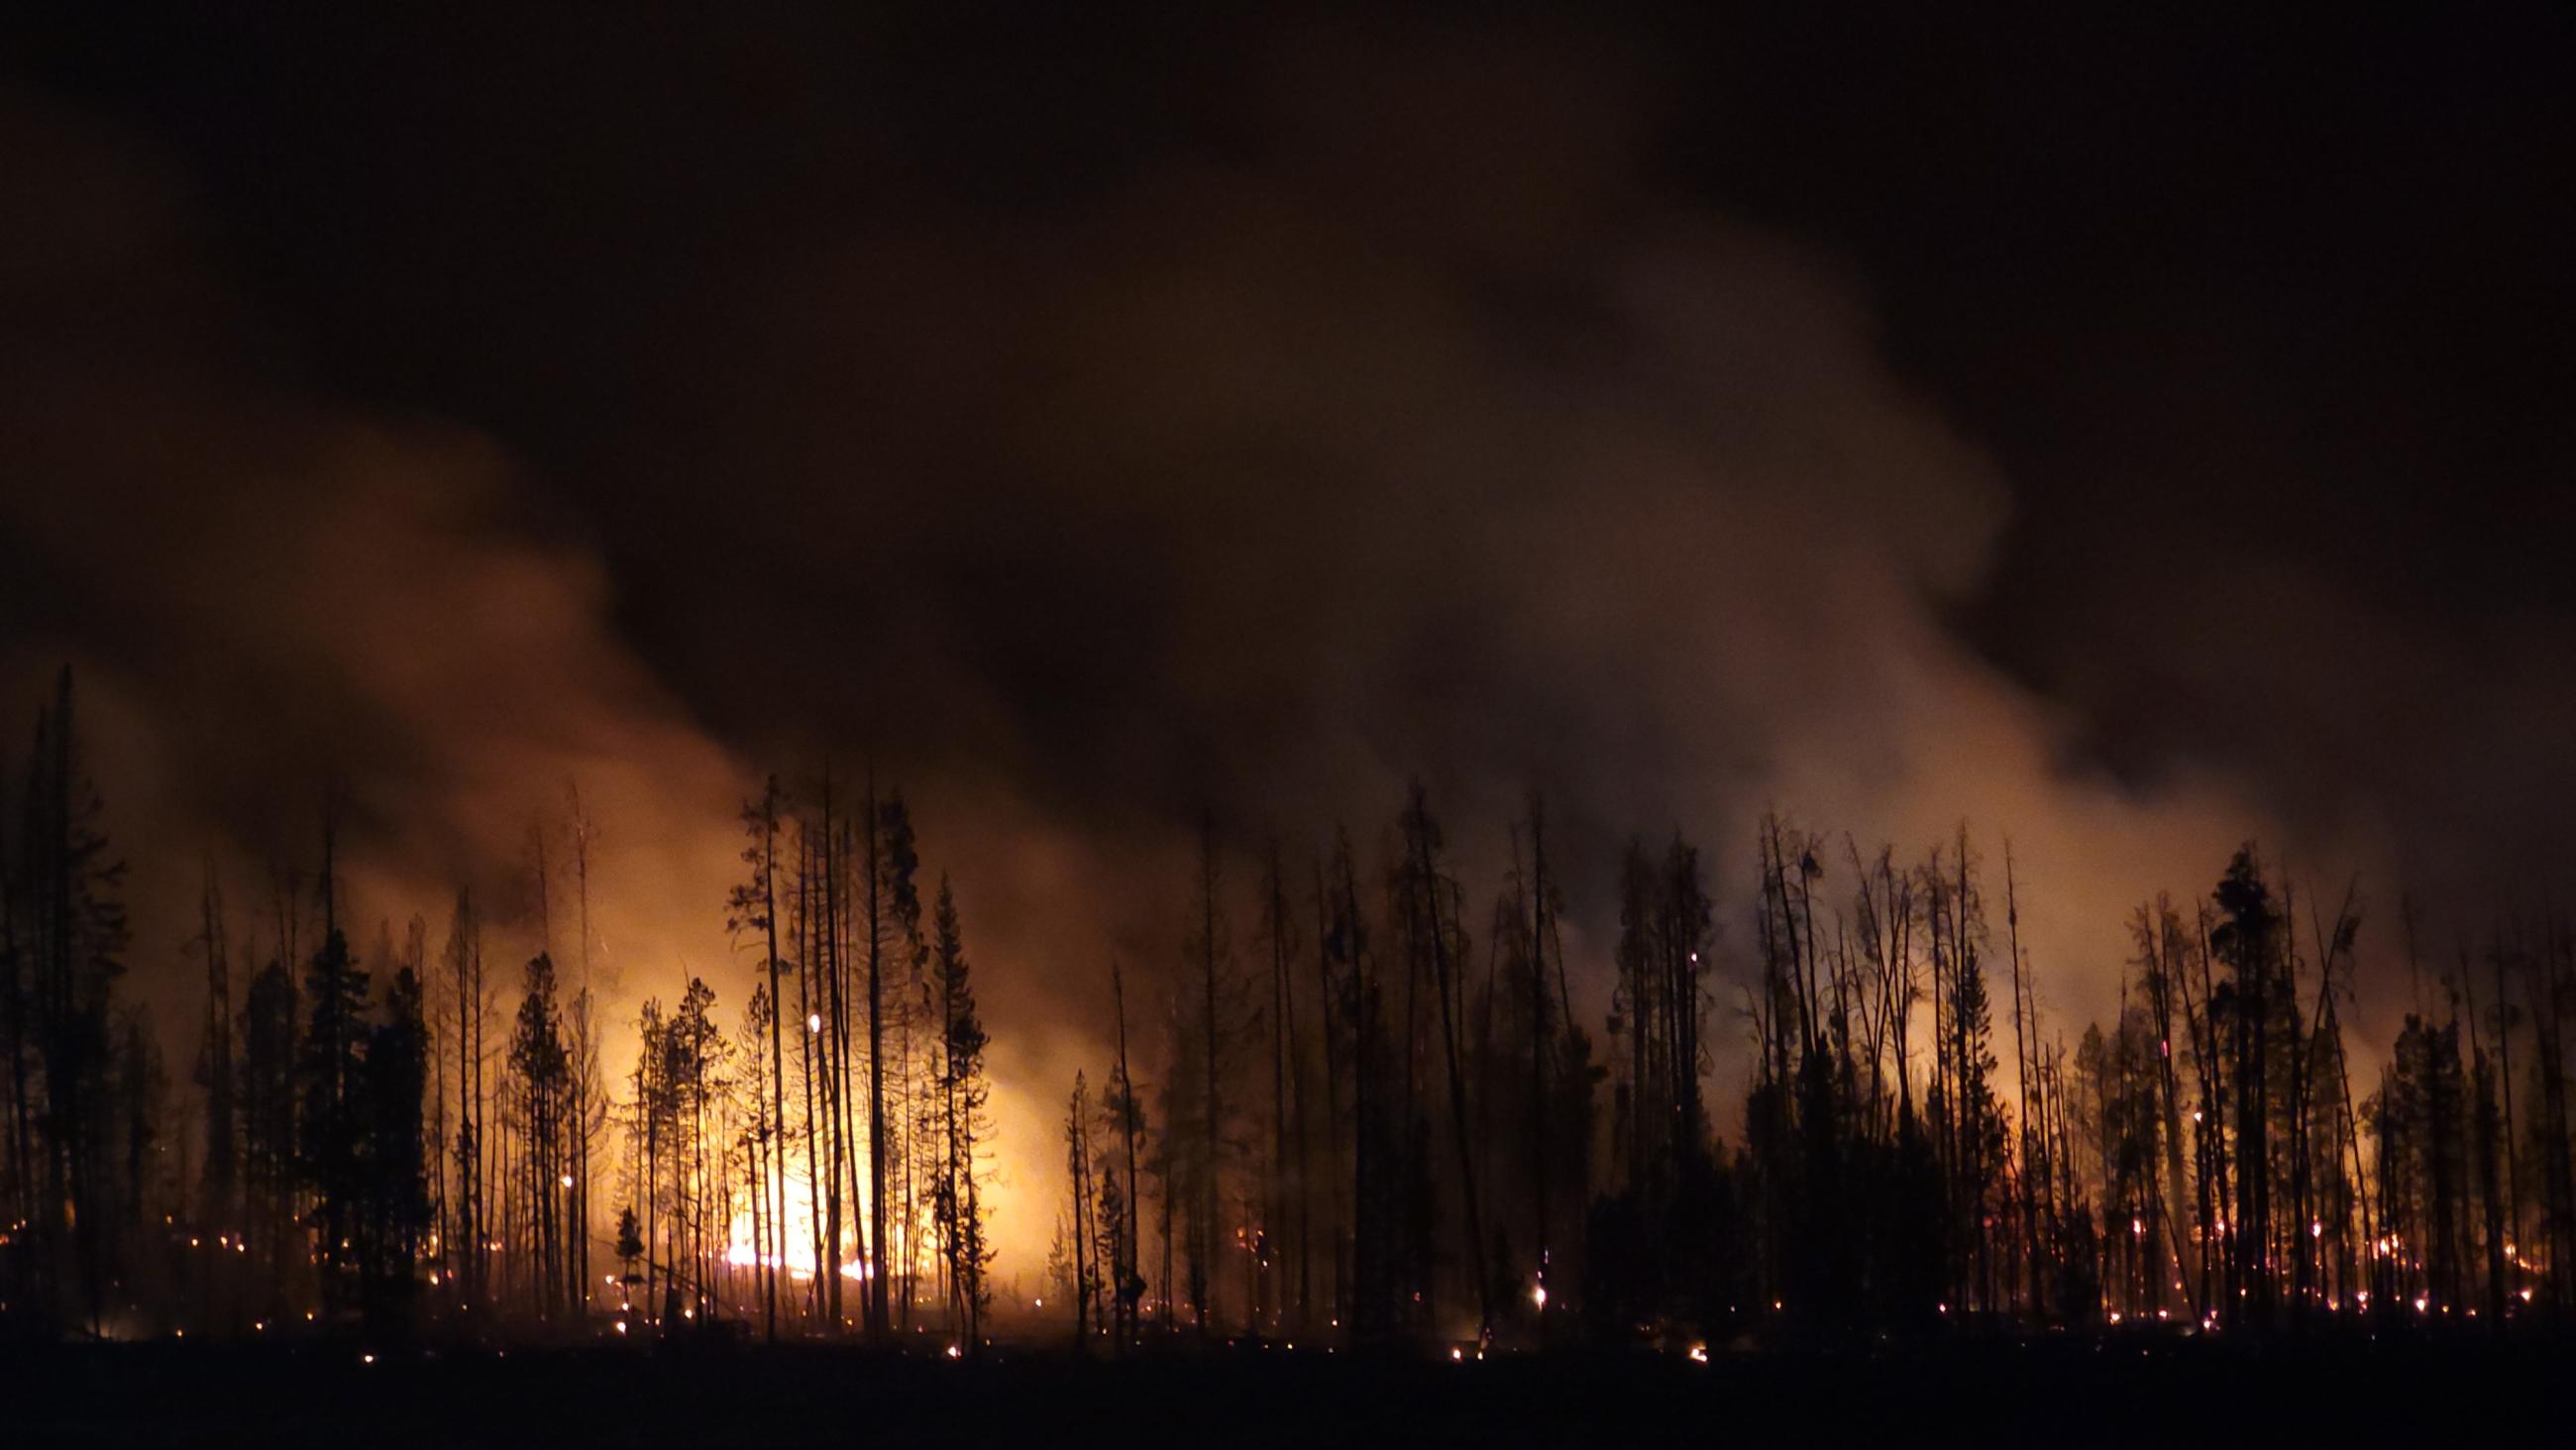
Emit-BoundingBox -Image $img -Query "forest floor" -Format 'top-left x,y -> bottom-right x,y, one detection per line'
4,1331 -> 2562,1448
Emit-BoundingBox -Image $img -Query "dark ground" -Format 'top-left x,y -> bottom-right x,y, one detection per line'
3,1333 -> 2560,1448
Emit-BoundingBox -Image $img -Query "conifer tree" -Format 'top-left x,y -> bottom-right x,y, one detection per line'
929,876 -> 992,1344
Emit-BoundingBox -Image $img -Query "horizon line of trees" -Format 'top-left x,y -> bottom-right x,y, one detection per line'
6,666 -> 2576,1354
1047,792 -> 2576,1350
0,671 -> 1002,1347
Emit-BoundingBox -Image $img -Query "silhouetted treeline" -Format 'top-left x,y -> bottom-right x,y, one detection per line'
1057,790 -> 2576,1352
6,668 -> 2576,1353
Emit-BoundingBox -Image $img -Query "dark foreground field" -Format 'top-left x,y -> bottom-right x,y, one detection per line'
4,1334 -> 2562,1449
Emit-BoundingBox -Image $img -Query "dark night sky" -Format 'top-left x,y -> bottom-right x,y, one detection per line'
3,3 -> 2572,1240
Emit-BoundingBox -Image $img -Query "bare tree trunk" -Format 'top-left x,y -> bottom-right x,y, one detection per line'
865,770 -> 891,1339
1408,787 -> 1492,1342
1113,960 -> 1141,1351
1267,840 -> 1290,1333
2005,846 -> 2039,1320
2492,934 -> 2522,1308
1197,813 -> 1223,1339
1527,797 -> 1553,1338
759,783 -> 786,1341
798,832 -> 823,1322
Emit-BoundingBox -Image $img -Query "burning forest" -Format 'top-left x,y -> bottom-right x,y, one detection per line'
3,684 -> 2575,1359
3,2 -> 2573,1444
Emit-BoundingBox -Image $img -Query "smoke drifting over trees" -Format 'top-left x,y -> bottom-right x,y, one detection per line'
2,5 -> 2571,1310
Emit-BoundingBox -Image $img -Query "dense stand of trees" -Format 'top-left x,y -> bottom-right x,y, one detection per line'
1050,792 -> 2576,1352
8,668 -> 2576,1355
0,674 -> 1005,1346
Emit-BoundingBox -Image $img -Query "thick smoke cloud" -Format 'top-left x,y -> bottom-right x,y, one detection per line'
0,97 -> 748,1134
2,11 -> 2521,1263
